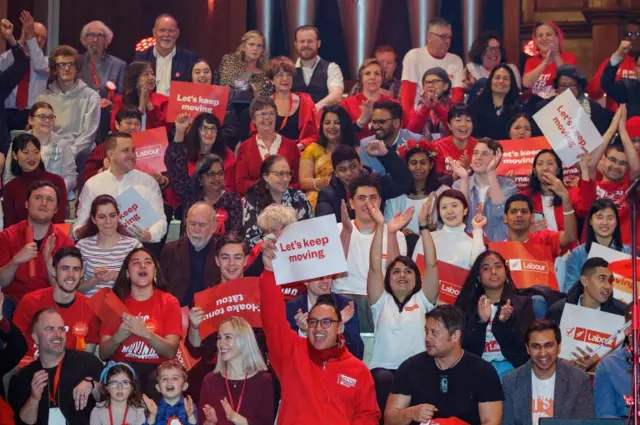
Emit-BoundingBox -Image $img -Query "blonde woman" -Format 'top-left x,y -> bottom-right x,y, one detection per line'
199,317 -> 274,425
217,30 -> 272,96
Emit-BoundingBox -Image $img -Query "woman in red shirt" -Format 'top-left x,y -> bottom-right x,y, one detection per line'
522,21 -> 577,99
98,247 -> 182,396
110,61 -> 169,131
405,67 -> 453,141
341,58 -> 396,140
432,104 -> 477,176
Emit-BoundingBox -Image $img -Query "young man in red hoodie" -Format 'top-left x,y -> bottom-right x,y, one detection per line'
259,241 -> 380,424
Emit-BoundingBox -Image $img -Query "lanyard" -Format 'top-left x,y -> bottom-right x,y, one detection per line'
89,60 -> 101,90
224,369 -> 248,413
273,93 -> 294,131
109,404 -> 129,425
48,357 -> 64,406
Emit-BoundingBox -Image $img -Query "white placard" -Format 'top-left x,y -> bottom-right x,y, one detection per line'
272,215 -> 348,285
115,187 -> 162,230
587,243 -> 634,303
533,90 -> 602,167
559,303 -> 625,360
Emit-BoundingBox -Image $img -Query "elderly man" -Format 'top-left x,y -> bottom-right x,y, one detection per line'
133,14 -> 197,96
0,11 -> 48,133
160,202 -> 221,307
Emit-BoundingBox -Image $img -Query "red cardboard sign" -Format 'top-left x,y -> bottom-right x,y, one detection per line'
193,278 -> 261,340
488,241 -> 558,290
166,82 -> 230,123
131,127 -> 169,173
87,288 -> 130,333
415,255 -> 468,305
174,306 -> 201,371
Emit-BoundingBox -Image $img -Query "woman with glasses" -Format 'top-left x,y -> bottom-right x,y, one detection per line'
464,32 -> 521,98
243,155 -> 312,247
405,67 -> 453,141
3,102 -> 77,197
109,61 -> 168,131
455,250 -> 534,378
341,58 -> 397,140
235,96 -> 301,195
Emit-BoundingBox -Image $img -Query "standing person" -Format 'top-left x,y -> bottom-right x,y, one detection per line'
291,25 -> 344,110
90,362 -> 146,425
600,40 -> 640,117
464,32 -> 522,94
76,195 -> 142,296
36,45 -> 101,171
502,319 -> 595,425
455,251 -> 534,377
198,317 -> 274,425
385,305 -> 503,425
351,45 -> 401,99
217,30 -> 272,97
78,21 -> 125,100
258,242 -> 381,424
405,67 -> 453,141
8,308 -> 103,425
133,14 -> 198,96
401,17 -> 465,113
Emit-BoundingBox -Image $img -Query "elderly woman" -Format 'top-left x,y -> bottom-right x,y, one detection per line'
465,32 -> 521,95
189,59 -> 213,85
235,96 -> 301,195
216,30 -> 272,96
405,67 -> 453,140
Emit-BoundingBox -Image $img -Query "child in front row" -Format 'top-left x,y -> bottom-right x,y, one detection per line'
142,360 -> 198,425
91,362 -> 147,425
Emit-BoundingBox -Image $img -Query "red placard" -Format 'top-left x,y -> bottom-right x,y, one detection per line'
131,127 -> 169,173
53,222 -> 71,236
175,306 -> 201,371
193,278 -> 261,340
87,288 -> 130,333
166,81 -> 229,123
415,255 -> 468,305
488,241 -> 559,290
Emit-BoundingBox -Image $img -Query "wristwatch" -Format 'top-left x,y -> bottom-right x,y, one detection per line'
84,377 -> 95,389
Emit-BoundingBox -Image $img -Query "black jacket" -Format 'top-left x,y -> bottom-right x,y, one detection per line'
315,150 -> 413,221
601,60 -> 640,118
0,317 -> 27,398
133,45 -> 198,85
547,283 -> 626,325
462,292 -> 534,368
0,43 -> 29,157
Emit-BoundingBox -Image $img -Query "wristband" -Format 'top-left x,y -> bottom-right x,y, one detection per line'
313,178 -> 320,191
419,224 -> 430,231
563,209 -> 575,216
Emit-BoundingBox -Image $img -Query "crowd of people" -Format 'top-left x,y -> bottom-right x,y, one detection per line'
0,7 -> 639,425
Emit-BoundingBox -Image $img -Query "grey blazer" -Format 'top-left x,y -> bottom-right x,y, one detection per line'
502,359 -> 594,425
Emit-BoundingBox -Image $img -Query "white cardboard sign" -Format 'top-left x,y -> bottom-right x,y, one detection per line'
587,243 -> 633,304
272,215 -> 348,285
533,90 -> 602,167
558,303 -> 624,360
116,187 -> 162,230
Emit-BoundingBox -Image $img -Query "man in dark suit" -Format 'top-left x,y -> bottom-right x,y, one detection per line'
133,13 -> 197,96
503,319 -> 595,425
285,276 -> 364,360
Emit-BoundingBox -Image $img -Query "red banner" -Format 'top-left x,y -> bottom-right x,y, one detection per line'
193,278 -> 261,340
488,241 -> 559,290
415,255 -> 468,305
86,288 -> 130,333
131,127 -> 169,173
166,82 -> 229,123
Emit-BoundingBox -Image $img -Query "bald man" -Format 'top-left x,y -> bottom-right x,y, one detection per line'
160,202 -> 222,306
0,11 -> 49,132
132,13 -> 197,95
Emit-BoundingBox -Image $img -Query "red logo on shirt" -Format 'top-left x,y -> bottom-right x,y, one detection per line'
484,340 -> 501,353
145,319 -> 159,334
404,304 -> 419,312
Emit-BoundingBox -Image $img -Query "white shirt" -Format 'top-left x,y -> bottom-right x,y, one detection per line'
73,169 -> 168,242
153,46 -> 176,96
401,47 -> 464,107
370,291 -> 433,369
256,133 -> 282,159
414,226 -> 486,270
0,38 -> 49,109
541,195 -> 558,231
532,371 -> 556,425
332,222 -> 407,295
482,304 -> 506,362
295,56 -> 344,89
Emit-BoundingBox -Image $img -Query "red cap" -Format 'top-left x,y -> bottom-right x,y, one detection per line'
626,116 -> 640,139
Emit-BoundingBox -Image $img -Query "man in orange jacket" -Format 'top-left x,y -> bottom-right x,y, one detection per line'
259,240 -> 380,424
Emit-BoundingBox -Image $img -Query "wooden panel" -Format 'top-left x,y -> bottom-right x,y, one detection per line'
536,0 -> 585,9
503,0 -> 522,65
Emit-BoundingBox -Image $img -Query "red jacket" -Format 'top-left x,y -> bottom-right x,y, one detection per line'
0,220 -> 74,302
340,93 -> 397,140
259,270 -> 380,425
109,92 -> 169,132
250,93 -> 319,147
235,135 -> 300,196
520,186 -> 583,231
586,54 -> 637,112
0,397 -> 13,425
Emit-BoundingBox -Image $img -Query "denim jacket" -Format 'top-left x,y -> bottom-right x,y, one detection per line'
359,128 -> 423,175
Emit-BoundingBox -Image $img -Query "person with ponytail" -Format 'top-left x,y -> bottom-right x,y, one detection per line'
91,362 -> 146,425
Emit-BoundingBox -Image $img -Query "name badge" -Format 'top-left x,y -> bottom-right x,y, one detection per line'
430,133 -> 442,141
49,407 -> 66,425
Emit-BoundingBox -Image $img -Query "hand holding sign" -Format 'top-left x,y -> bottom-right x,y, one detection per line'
188,306 -> 205,330
116,187 -> 162,231
167,82 -> 229,122
127,223 -> 152,242
571,345 -> 598,371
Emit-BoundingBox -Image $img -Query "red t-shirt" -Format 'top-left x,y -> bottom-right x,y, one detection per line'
586,55 -> 637,111
524,52 -> 578,98
13,288 -> 100,359
526,230 -> 563,258
432,136 -> 477,174
100,289 -> 182,364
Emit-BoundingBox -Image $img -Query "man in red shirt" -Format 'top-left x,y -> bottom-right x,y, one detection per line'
13,246 -> 100,362
433,104 -> 477,175
0,180 -> 74,319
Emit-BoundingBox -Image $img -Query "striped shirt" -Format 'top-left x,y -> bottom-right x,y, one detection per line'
76,234 -> 142,296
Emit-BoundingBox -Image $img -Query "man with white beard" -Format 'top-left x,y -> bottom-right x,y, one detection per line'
160,202 -> 221,307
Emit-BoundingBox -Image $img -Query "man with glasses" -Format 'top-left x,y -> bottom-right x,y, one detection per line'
133,14 -> 197,96
36,45 -> 101,174
8,307 -> 103,425
12,247 -> 100,361
359,100 -> 421,174
0,10 -> 48,133
400,17 -> 465,117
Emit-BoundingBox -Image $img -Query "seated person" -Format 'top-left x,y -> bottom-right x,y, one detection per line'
465,32 -> 522,95
286,276 -> 364,360
189,59 -> 212,85
351,45 -> 401,99
2,133 -> 67,226
243,155 -> 312,248
503,319 -> 595,425
0,290 -> 28,398
385,305 -> 503,425
405,67 -> 453,141
141,360 -> 198,425
0,180 -> 74,318
432,104 -> 477,176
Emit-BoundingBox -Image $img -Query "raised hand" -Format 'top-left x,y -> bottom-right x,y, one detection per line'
184,395 -> 196,420
487,149 -> 503,173
358,100 -> 374,124
341,301 -> 355,323
174,112 -> 190,136
498,299 -> 513,322
449,159 -> 469,180
0,19 -> 16,45
189,307 -> 205,329
618,104 -> 628,134
418,195 -> 436,228
472,214 -> 487,230
19,11 -> 35,40
388,206 -> 415,233
616,40 -> 632,57
541,172 -> 568,199
143,394 -> 158,415
365,140 -> 389,157
294,308 -> 309,333
340,199 -> 353,233
477,295 -> 492,323
365,202 -> 385,226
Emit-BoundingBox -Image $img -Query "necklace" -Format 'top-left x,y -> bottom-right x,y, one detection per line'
434,350 -> 464,371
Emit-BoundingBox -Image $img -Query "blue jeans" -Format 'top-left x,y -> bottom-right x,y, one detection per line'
532,295 -> 549,319
491,359 -> 515,379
